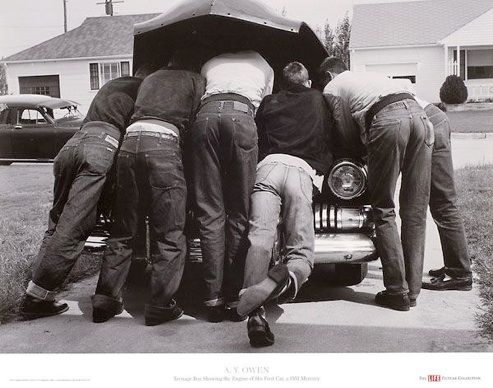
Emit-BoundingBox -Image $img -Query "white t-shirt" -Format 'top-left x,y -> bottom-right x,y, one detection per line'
201,50 -> 274,109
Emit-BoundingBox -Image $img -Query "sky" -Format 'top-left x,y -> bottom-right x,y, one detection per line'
0,0 -> 423,59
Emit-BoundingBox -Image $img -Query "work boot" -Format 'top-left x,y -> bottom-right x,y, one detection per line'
19,295 -> 69,320
145,299 -> 183,326
247,308 -> 274,348
375,290 -> 410,311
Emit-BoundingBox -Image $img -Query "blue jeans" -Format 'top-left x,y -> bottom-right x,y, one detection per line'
28,122 -> 119,298
243,161 -> 314,294
190,97 -> 258,306
425,104 -> 471,277
94,131 -> 187,309
367,99 -> 433,299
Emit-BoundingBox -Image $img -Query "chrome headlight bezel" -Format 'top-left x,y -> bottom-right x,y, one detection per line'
327,160 -> 367,200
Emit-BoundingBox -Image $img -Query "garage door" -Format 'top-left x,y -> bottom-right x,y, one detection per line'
365,63 -> 417,84
19,75 -> 60,98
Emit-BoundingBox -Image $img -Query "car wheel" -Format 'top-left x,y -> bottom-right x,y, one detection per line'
0,161 -> 12,166
312,263 -> 368,286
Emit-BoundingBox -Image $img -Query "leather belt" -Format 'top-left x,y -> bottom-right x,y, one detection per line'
365,93 -> 415,130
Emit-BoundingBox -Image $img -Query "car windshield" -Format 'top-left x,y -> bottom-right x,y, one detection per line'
50,106 -> 83,122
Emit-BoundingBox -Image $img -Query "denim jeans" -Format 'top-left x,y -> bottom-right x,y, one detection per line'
243,161 -> 314,295
94,131 -> 187,309
367,99 -> 433,299
425,104 -> 471,277
190,98 -> 258,306
28,122 -> 119,298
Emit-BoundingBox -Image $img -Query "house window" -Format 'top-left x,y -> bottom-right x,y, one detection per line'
467,50 -> 493,80
392,75 -> 416,84
89,61 -> 131,90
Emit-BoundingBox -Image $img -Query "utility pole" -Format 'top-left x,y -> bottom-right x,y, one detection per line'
63,0 -> 67,33
96,0 -> 124,16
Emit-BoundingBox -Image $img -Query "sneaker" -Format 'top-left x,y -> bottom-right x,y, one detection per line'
19,295 -> 69,320
375,290 -> 410,311
247,310 -> 275,347
145,299 -> 184,326
422,275 -> 472,291
428,267 -> 446,277
237,263 -> 290,317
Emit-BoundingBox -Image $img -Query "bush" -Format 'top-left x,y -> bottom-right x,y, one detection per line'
439,75 -> 468,104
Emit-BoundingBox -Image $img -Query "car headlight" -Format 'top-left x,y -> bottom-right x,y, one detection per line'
327,160 -> 367,200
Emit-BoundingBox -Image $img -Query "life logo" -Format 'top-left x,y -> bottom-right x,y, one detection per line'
427,375 -> 441,382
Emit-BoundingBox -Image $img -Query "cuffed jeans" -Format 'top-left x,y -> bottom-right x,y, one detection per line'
27,122 -> 119,299
94,131 -> 187,310
367,99 -> 433,299
243,161 -> 314,296
190,97 -> 258,307
425,104 -> 471,277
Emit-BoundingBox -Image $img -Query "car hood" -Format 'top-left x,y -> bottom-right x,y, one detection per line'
0,94 -> 80,110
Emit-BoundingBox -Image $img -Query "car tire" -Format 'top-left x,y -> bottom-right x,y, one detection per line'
0,161 -> 12,166
312,263 -> 368,286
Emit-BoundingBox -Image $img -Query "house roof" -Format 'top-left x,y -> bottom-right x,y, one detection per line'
3,13 -> 159,62
350,0 -> 493,49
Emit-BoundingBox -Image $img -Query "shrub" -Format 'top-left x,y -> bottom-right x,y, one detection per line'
439,75 -> 468,104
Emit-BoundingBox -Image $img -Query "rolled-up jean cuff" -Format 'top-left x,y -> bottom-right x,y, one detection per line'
288,271 -> 299,299
26,280 -> 56,301
226,300 -> 239,308
204,297 -> 225,307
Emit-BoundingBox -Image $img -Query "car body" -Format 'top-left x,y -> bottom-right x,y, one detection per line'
0,94 -> 83,164
128,0 -> 378,286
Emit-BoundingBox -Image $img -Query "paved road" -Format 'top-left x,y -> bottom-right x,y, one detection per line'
0,135 -> 492,353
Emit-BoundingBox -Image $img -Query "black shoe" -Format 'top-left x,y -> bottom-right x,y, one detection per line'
145,299 -> 184,326
247,311 -> 275,347
19,295 -> 69,320
375,290 -> 410,311
422,275 -> 472,291
206,305 -> 225,323
226,307 -> 247,322
92,294 -> 124,323
428,267 -> 446,277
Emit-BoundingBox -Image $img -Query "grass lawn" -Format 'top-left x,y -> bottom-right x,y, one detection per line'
446,110 -> 493,133
454,164 -> 493,341
0,164 -> 102,323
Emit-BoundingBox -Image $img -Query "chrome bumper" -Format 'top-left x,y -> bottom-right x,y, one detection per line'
314,233 -> 378,264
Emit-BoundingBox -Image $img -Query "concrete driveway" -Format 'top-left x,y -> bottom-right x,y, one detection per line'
0,134 -> 492,353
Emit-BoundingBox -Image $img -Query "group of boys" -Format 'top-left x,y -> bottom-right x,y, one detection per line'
19,50 -> 472,348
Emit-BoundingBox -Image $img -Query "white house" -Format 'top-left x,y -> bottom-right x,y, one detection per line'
2,14 -> 157,113
350,0 -> 493,103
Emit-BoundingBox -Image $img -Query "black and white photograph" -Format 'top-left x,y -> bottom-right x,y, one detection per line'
0,0 -> 492,386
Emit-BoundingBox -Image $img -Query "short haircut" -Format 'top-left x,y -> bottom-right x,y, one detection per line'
318,57 -> 348,76
282,62 -> 309,88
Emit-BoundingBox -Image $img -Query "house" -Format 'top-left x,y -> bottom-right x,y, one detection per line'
2,14 -> 158,113
350,0 -> 493,102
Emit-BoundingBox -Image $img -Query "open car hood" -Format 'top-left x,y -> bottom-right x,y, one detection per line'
133,0 -> 328,83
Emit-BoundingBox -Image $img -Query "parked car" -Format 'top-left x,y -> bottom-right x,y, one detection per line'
129,0 -> 378,286
0,94 -> 83,165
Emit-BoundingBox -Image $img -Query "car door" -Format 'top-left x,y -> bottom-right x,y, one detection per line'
11,108 -> 58,160
0,106 -> 15,160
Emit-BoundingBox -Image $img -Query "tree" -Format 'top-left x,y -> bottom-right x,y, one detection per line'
317,14 -> 352,68
0,63 -> 8,95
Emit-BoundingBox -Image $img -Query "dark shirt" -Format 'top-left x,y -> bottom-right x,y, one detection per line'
83,76 -> 142,134
131,69 -> 206,134
255,84 -> 333,175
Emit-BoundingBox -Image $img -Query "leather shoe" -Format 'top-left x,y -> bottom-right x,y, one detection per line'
19,295 -> 69,320
375,290 -> 410,311
226,307 -> 247,322
92,294 -> 124,323
206,305 -> 225,323
422,275 -> 472,291
428,267 -> 446,277
247,310 -> 274,347
145,299 -> 184,326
